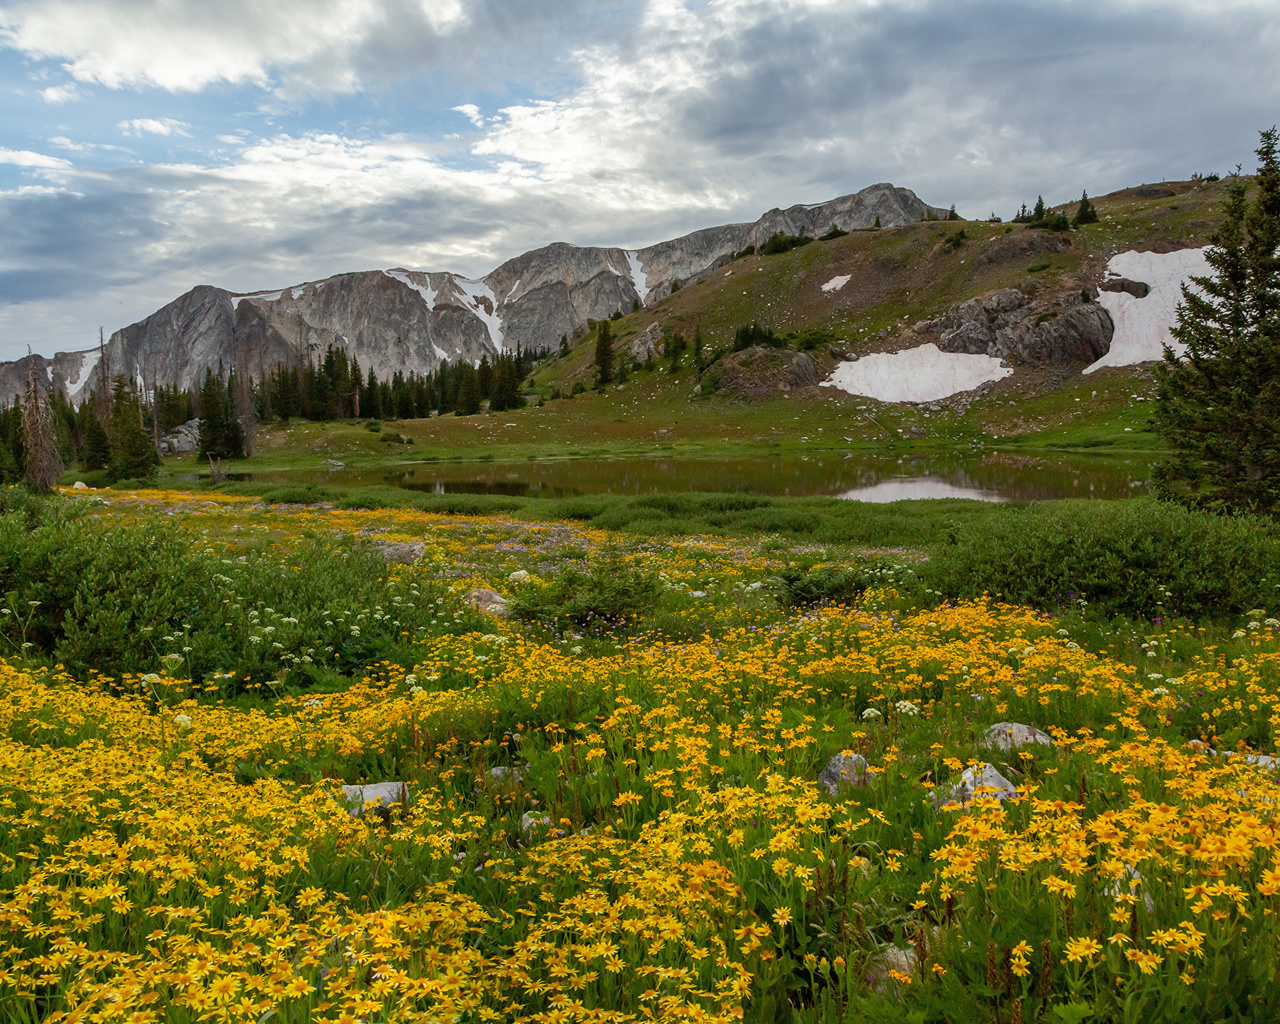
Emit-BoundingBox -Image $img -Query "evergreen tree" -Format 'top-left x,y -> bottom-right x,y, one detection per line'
692,327 -> 705,371
477,355 -> 494,400
947,204 -> 960,221
455,364 -> 481,416
198,368 -> 245,461
81,398 -> 111,471
1074,190 -> 1099,226
1152,128 -> 1280,513
667,330 -> 686,373
594,319 -> 614,386
872,215 -> 881,229
108,376 -> 158,482
1031,196 -> 1046,223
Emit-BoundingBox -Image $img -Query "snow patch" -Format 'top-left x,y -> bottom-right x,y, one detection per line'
821,344 -> 1012,403
291,286 -> 305,300
432,344 -> 448,360
234,289 -> 283,303
455,277 -> 504,350
505,279 -> 521,301
66,350 -> 98,389
384,269 -> 437,311
1086,247 -> 1210,374
625,251 -> 649,304
821,274 -> 851,293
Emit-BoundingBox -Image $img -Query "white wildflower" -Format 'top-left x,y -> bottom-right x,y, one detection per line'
861,707 -> 882,720
1152,687 -> 1170,697
172,714 -> 193,731
895,700 -> 919,717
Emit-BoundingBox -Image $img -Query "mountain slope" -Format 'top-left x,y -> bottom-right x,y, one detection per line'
0,183 -> 947,404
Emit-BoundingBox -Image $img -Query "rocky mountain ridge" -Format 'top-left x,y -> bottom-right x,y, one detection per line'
0,183 -> 947,405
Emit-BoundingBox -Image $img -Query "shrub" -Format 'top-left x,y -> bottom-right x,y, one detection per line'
733,323 -> 783,351
818,224 -> 848,241
925,498 -> 1280,620
776,558 -> 916,610
759,232 -> 814,255
510,551 -> 663,632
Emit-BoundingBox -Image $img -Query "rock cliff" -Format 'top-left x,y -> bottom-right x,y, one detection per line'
1,183 -> 947,404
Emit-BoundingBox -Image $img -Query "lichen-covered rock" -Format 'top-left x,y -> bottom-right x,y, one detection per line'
817,753 -> 878,795
936,763 -> 1019,807
377,540 -> 425,565
984,722 -> 1055,751
464,588 -> 509,617
160,418 -> 201,455
341,781 -> 409,817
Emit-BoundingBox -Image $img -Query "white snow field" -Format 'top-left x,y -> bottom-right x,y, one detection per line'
821,274 -> 851,293
839,479 -> 1005,503
821,343 -> 1012,403
1086,247 -> 1210,374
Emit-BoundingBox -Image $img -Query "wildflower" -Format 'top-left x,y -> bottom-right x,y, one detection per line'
172,713 -> 193,731
895,700 -> 919,716
862,707 -> 882,720
1063,938 -> 1102,963
773,907 -> 793,926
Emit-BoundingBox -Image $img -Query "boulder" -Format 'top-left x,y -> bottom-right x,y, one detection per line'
984,722 -> 1055,751
464,588 -> 510,617
341,781 -> 409,817
160,418 -> 201,456
818,753 -> 878,795
1100,277 -> 1151,299
520,811 -> 552,838
936,763 -> 1019,808
701,347 -> 823,400
377,540 -> 425,564
72,480 -> 89,490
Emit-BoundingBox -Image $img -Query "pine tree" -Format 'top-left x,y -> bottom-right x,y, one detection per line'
21,356 -> 63,492
692,327 -> 705,372
1074,190 -> 1099,226
108,376 -> 158,482
81,393 -> 111,471
872,215 -> 881,229
455,364 -> 481,416
594,319 -> 614,386
947,204 -> 960,221
1152,128 -> 1280,513
1031,196 -> 1046,223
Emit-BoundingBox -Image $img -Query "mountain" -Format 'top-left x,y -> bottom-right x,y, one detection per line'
0,183 -> 948,404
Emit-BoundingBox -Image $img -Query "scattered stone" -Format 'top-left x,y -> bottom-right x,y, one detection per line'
936,763 -> 1019,808
984,722 -> 1055,752
818,753 -> 878,795
465,588 -> 509,617
341,781 -> 408,817
376,540 -> 425,565
72,480 -> 89,489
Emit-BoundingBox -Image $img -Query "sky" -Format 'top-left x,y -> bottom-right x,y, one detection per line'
0,0 -> 1277,361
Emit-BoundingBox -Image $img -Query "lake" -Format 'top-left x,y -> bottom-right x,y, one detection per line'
234,450 -> 1154,502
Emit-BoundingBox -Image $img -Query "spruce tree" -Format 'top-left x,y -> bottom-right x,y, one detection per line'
1152,128 -> 1280,513
1074,190 -> 1099,226
594,319 -> 614,386
1032,196 -> 1046,223
108,376 -> 158,482
81,395 -> 111,471
692,327 -> 705,372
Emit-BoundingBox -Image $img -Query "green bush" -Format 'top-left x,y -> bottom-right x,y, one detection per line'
510,551 -> 664,633
0,502 -> 483,687
759,232 -> 814,255
776,558 -> 917,610
926,498 -> 1280,620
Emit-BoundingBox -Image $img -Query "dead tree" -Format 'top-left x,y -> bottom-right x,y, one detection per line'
21,351 -> 64,493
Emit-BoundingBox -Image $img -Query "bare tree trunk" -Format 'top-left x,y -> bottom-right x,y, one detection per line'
22,350 -> 64,493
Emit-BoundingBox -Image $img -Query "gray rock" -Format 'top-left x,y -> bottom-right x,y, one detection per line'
818,753 -> 878,795
925,286 -> 1113,366
984,722 -> 1055,751
377,540 -> 425,565
72,480 -> 89,489
341,781 -> 409,817
520,811 -> 551,838
160,418 -> 201,456
464,588 -> 509,617
936,763 -> 1019,807
1100,277 -> 1151,299
703,347 -> 822,400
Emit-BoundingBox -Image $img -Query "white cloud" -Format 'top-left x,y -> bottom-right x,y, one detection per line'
118,117 -> 191,137
452,104 -> 485,127
0,0 -> 470,95
39,82 -> 80,102
0,147 -> 72,168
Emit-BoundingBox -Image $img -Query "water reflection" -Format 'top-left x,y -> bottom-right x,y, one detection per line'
234,449 -> 1153,502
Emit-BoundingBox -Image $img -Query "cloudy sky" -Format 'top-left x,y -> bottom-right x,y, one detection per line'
1,0 -> 1277,360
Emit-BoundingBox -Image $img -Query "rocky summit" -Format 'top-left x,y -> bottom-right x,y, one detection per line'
0,183 -> 946,405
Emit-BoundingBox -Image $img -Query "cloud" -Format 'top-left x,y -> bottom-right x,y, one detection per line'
1,0 -> 1279,362
0,148 -> 72,168
39,82 -> 81,102
118,117 -> 191,137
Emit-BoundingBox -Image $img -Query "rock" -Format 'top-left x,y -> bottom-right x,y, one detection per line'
341,781 -> 409,817
72,480 -> 88,489
508,569 -> 530,582
160,418 -> 201,456
923,286 -> 1114,365
1100,277 -> 1151,299
818,753 -> 878,795
520,811 -> 551,838
700,347 -> 823,401
936,763 -> 1019,808
464,588 -> 509,617
984,722 -> 1055,751
628,323 -> 665,363
377,540 -> 425,565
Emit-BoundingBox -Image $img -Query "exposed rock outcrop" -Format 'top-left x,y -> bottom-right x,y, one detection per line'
914,288 -> 1113,365
160,418 -> 200,456
1,183 -> 948,404
700,347 -> 824,400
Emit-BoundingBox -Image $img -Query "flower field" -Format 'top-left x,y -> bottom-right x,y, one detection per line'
1,491 -> 1279,1023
